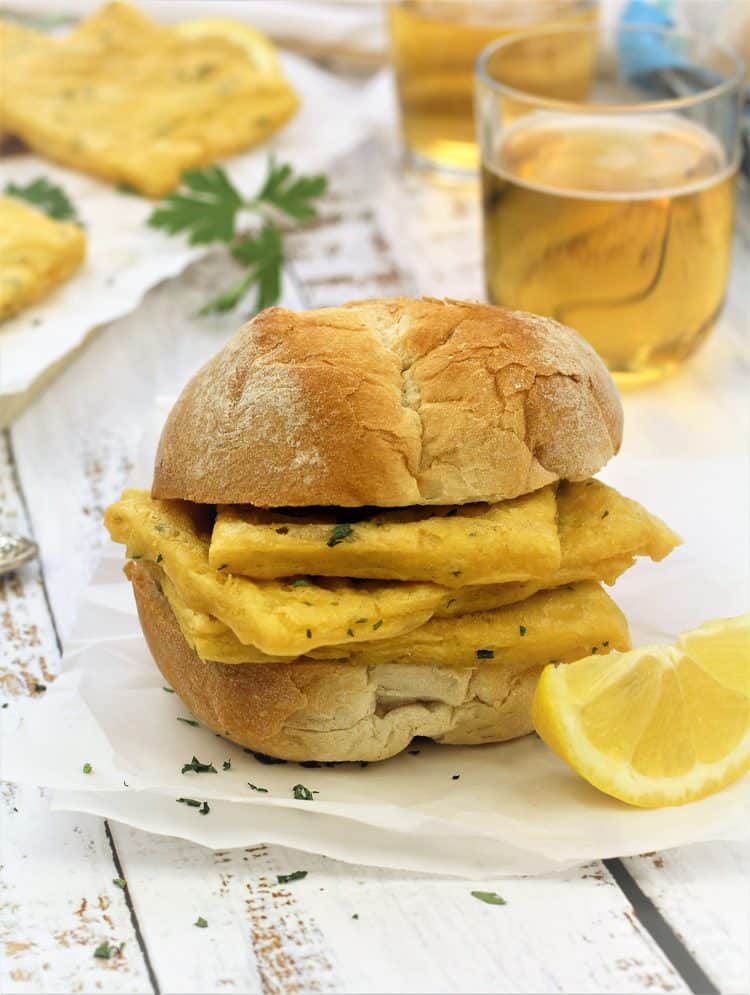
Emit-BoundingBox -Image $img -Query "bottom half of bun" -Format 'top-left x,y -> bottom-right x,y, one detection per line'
127,561 -> 546,762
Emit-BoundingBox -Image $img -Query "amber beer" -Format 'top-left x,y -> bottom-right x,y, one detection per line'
481,115 -> 736,383
389,1 -> 597,172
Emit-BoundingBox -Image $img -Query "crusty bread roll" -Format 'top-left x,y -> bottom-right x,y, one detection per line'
127,560 -> 542,761
153,298 -> 623,507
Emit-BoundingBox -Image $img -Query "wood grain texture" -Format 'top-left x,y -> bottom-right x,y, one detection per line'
624,844 -> 750,995
0,434 -> 153,994
2,142 -> 748,995
108,829 -> 689,995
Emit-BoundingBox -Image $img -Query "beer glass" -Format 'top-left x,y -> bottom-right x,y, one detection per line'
476,25 -> 745,384
389,1 -> 598,173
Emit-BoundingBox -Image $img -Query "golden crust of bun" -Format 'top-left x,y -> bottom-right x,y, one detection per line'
153,298 -> 623,507
127,560 -> 541,761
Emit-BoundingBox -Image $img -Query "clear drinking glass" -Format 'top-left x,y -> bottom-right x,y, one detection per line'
389,1 -> 598,174
476,24 -> 745,385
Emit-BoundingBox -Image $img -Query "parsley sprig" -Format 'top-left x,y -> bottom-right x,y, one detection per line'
5,177 -> 81,224
148,157 -> 326,316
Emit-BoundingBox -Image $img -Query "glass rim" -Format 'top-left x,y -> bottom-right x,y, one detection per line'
475,23 -> 746,114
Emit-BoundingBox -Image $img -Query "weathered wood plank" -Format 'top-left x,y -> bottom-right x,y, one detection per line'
0,433 -> 153,994
623,843 -> 750,995
109,830 -> 688,995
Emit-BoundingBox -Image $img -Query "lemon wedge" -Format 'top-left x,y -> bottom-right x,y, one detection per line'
532,614 -> 750,807
175,18 -> 282,76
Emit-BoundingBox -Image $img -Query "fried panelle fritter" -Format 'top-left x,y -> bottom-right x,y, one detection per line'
0,3 -> 298,196
0,196 -> 86,320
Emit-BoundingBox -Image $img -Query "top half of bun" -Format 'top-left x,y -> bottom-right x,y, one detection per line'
152,298 -> 623,507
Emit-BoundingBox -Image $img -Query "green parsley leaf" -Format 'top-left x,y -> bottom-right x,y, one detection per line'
5,177 -> 79,223
34,683 -> 47,693
471,890 -> 507,906
82,762 -> 93,774
476,649 -> 494,659
255,156 -> 327,222
248,782 -> 269,793
519,625 -> 527,636
277,870 -> 307,884
181,756 -> 217,774
177,717 -> 199,727
200,801 -> 210,815
327,523 -> 354,547
194,916 -> 208,928
177,797 -> 202,807
148,166 -> 242,244
112,878 -> 126,889
163,686 -> 175,693
601,510 -> 610,519
372,619 -> 383,631
197,225 -> 283,316
292,783 -> 316,801
222,759 -> 232,771
352,913 -> 359,920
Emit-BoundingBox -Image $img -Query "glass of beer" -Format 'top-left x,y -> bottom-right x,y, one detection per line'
389,1 -> 598,174
476,25 -> 745,384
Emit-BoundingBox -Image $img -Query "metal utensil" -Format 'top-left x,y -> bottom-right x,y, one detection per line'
0,532 -> 38,576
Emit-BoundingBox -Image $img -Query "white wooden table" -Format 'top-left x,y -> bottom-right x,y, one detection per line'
1,135 -> 748,995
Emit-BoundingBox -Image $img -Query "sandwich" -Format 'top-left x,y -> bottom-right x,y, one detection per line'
104,298 -> 679,761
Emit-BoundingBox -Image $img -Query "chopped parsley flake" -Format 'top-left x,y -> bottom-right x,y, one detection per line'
155,553 -> 163,563
248,782 -> 269,793
194,916 -> 208,928
346,628 -> 354,637
306,628 -> 313,639
372,620 -> 383,631
352,913 -> 359,920
163,686 -> 175,693
519,625 -> 527,636
181,756 -> 217,774
292,783 -> 317,801
177,797 -> 202,807
200,801 -> 210,815
177,717 -> 199,727
82,762 -> 93,774
601,510 -> 609,519
112,878 -> 126,889
603,640 -> 609,647
471,890 -> 507,906
34,683 -> 47,693
93,940 -> 121,959
452,774 -> 460,780
222,759 -> 232,771
327,523 -> 354,547
277,870 -> 307,884
476,649 -> 494,659
291,578 -> 311,587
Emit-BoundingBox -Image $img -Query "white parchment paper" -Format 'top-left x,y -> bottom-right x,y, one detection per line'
1,398 -> 748,877
0,54 -> 372,397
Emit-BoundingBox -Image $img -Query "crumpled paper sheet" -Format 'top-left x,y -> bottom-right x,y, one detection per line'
1,399 -> 748,877
0,53 -> 373,399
